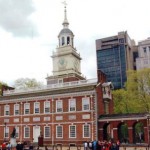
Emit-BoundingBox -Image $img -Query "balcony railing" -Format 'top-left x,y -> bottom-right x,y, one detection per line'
3,78 -> 97,96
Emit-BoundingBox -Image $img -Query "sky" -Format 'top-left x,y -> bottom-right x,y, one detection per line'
0,0 -> 150,86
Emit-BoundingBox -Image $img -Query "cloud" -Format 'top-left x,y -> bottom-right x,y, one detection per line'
0,0 -> 38,37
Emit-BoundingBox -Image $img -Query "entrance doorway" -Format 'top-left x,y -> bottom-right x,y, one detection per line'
33,126 -> 40,142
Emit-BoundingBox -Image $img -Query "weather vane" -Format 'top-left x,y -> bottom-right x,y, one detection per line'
62,1 -> 67,8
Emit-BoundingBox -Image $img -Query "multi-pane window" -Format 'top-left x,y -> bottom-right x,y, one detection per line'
15,127 -> 19,138
34,102 -> 40,114
82,98 -> 90,111
83,124 -> 90,138
44,101 -> 50,113
56,125 -> 63,138
56,100 -> 63,112
14,104 -> 19,115
4,126 -> 9,138
24,126 -> 30,138
24,103 -> 30,114
69,99 -> 76,112
4,105 -> 10,116
69,125 -> 76,138
44,126 -> 50,138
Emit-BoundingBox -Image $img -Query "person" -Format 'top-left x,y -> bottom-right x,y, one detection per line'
29,143 -> 34,150
92,140 -> 97,150
16,141 -> 23,150
97,141 -> 102,150
1,142 -> 6,150
6,142 -> 12,150
45,146 -> 48,150
116,140 -> 120,150
88,141 -> 93,150
84,141 -> 88,150
111,142 -> 117,150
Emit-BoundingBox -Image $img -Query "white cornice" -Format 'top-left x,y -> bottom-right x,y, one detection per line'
0,90 -> 96,103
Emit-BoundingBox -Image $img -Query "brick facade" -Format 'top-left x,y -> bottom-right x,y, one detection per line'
0,75 -> 113,145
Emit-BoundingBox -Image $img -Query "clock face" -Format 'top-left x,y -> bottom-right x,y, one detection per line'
58,57 -> 67,69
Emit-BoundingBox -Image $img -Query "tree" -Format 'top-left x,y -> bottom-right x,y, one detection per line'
113,68 -> 150,113
0,81 -> 7,96
13,78 -> 44,90
113,88 -> 139,113
113,89 -> 128,113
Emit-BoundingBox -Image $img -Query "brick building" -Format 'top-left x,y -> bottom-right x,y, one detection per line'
0,4 -> 113,146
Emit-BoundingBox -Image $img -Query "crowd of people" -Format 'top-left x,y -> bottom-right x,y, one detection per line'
84,140 -> 120,150
1,141 -> 34,150
1,142 -> 12,150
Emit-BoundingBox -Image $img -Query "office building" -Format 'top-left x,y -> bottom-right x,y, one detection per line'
136,38 -> 150,70
96,31 -> 136,89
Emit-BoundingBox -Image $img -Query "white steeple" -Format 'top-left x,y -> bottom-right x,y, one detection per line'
46,1 -> 85,86
62,1 -> 69,28
58,1 -> 74,47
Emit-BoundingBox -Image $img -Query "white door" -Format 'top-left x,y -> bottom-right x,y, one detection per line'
33,126 -> 40,142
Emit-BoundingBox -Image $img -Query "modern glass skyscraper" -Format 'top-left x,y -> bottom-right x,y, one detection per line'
96,31 -> 136,89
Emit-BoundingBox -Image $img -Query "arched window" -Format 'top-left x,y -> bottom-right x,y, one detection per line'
67,36 -> 70,45
118,123 -> 129,143
103,123 -> 111,141
133,122 -> 144,143
62,37 -> 65,46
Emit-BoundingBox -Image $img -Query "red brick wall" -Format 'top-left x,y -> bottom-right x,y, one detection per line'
0,93 -> 97,145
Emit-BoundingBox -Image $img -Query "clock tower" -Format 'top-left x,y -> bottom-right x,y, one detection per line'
46,2 -> 85,85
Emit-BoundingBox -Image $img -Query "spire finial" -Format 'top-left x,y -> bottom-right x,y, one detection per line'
62,1 -> 69,28
62,1 -> 67,8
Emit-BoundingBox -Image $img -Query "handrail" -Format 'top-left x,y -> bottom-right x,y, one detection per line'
3,78 -> 97,96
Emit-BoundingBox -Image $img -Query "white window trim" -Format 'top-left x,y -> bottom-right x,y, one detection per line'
56,125 -> 63,138
34,102 -> 40,114
44,126 -> 51,138
69,99 -> 76,112
44,101 -> 50,114
83,124 -> 90,138
69,125 -> 76,138
4,126 -> 9,138
82,97 -> 90,111
24,126 -> 30,138
24,103 -> 30,115
14,104 -> 20,115
56,100 -> 63,113
15,126 -> 19,138
4,105 -> 10,116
